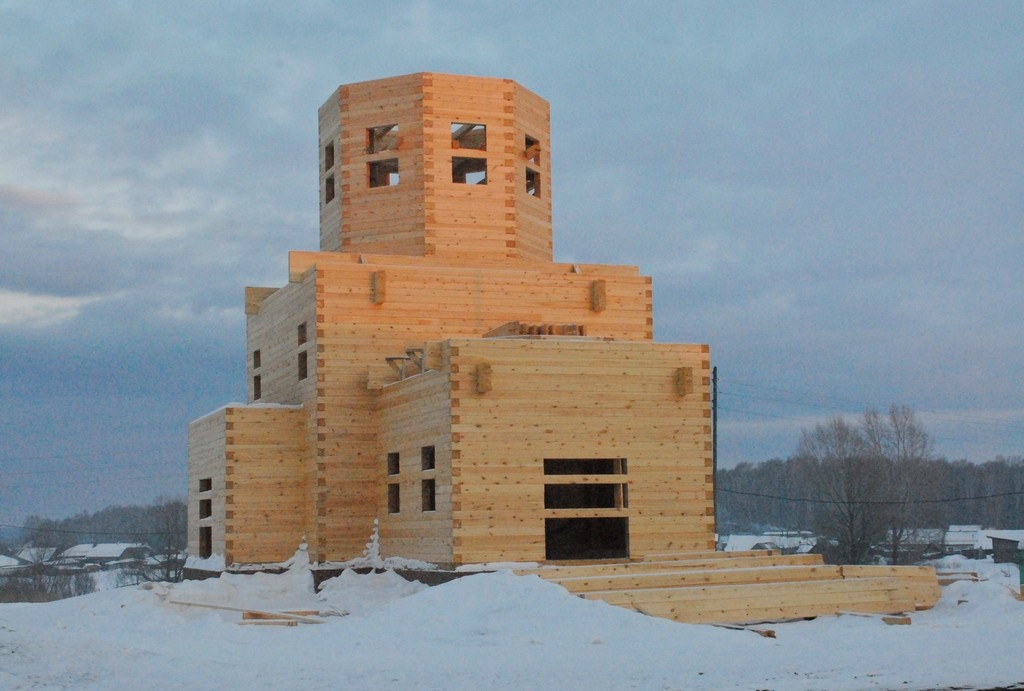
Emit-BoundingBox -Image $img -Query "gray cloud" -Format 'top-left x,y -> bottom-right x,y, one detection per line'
1,1 -> 1022,523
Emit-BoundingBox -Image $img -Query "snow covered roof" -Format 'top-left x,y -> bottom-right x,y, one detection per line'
0,554 -> 23,568
980,530 -> 1024,550
722,533 -> 816,552
945,526 -> 983,547
16,546 -> 57,563
60,543 -> 149,560
722,535 -> 764,552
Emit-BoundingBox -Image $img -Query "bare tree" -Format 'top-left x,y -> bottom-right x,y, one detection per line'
863,405 -> 936,564
797,416 -> 889,564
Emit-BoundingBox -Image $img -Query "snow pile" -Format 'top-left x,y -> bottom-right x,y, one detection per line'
324,520 -> 438,571
1,558 -> 1022,690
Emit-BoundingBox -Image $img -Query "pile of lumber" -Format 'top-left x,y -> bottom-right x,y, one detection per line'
167,599 -> 327,626
516,550 -> 941,626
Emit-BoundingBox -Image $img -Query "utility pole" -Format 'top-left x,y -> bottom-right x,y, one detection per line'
712,366 -> 718,547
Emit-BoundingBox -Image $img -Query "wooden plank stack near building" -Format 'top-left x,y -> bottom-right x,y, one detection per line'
517,552 -> 940,625
187,71 -> 940,624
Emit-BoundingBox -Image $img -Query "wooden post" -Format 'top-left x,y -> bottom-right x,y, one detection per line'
370,271 -> 386,304
590,280 -> 606,312
475,363 -> 492,394
676,367 -> 694,396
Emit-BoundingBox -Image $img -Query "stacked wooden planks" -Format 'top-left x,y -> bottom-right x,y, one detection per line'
516,550 -> 941,625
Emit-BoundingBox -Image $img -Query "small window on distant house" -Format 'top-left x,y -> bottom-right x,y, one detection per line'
387,452 -> 400,476
199,499 -> 212,519
368,158 -> 399,187
452,157 -> 486,184
298,351 -> 308,381
451,122 -> 486,150
324,141 -> 335,170
253,375 -> 262,400
421,445 -> 435,471
325,175 -> 335,203
199,478 -> 212,493
526,168 -> 540,197
252,349 -> 261,369
388,483 -> 400,514
421,479 -> 436,512
297,322 -> 307,345
367,124 -> 398,153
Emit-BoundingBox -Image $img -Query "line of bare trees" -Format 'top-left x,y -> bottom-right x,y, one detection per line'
718,405 -> 1024,564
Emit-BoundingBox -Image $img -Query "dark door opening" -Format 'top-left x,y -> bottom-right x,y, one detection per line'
199,526 -> 212,559
544,517 -> 628,560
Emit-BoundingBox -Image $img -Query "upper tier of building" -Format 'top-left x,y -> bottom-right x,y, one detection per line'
318,72 -> 553,263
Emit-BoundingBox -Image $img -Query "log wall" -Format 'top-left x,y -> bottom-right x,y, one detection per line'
305,253 -> 655,561
187,409 -> 229,562
375,369 -> 454,564
221,405 -> 309,564
447,338 -> 714,564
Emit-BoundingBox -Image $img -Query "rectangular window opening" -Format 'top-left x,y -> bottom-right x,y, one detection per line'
297,322 -> 307,345
387,452 -> 400,476
544,484 -> 628,509
367,124 -> 398,153
525,135 -> 540,164
199,499 -> 212,519
544,458 -> 627,475
368,158 -> 399,188
452,157 -> 487,185
324,141 -> 335,170
253,375 -> 262,401
526,168 -> 540,197
388,483 -> 400,514
421,479 -> 436,512
421,445 -> 435,471
252,349 -> 261,369
298,350 -> 308,381
199,526 -> 212,559
545,518 -> 628,560
325,175 -> 335,203
199,477 -> 212,493
451,122 -> 486,150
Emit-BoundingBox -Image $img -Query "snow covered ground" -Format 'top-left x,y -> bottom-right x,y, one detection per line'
1,555 -> 1021,690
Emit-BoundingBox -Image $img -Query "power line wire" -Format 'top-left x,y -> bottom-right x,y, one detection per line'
718,486 -> 1024,506
0,522 -> 176,538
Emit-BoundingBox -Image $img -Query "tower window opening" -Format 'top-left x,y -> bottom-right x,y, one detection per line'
452,157 -> 487,185
324,175 -> 335,203
324,141 -> 335,170
526,168 -> 540,197
367,124 -> 398,153
525,135 -> 540,164
368,158 -> 399,188
451,122 -> 486,150
298,350 -> 308,381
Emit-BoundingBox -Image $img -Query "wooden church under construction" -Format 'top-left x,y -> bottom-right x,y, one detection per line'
189,72 -> 713,567
188,73 -> 939,624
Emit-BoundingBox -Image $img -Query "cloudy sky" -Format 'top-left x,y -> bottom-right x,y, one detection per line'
2,1 -> 1022,525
